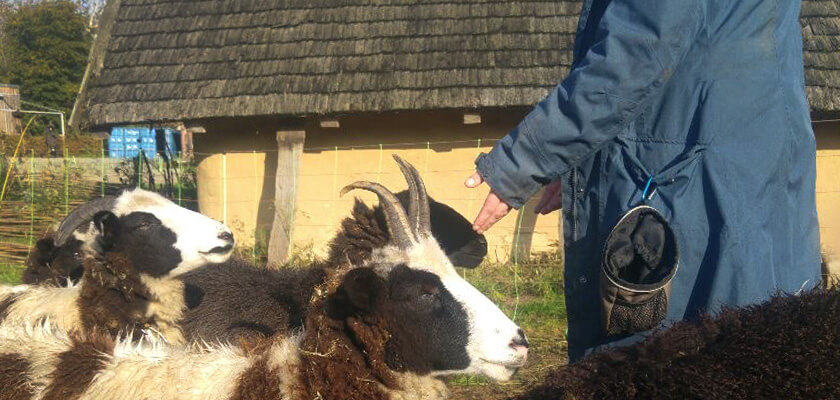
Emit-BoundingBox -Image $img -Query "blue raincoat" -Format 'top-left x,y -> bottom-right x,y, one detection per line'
476,0 -> 822,360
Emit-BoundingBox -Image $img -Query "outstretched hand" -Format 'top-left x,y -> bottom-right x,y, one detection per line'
465,172 -> 511,234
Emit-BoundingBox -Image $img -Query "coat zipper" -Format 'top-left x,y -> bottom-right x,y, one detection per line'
570,168 -> 578,239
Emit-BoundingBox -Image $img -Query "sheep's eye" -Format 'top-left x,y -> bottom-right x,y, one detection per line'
416,288 -> 441,307
419,292 -> 438,301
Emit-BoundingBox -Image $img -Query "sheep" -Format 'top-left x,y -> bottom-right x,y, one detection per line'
0,161 -> 529,400
179,156 -> 488,344
0,189 -> 235,344
513,285 -> 840,400
22,188 -> 236,287
23,187 -> 485,289
328,189 -> 488,269
14,163 -> 486,346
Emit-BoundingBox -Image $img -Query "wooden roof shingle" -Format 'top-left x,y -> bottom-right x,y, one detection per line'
73,0 -> 840,128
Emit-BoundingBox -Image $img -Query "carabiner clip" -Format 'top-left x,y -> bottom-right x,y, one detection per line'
640,176 -> 657,203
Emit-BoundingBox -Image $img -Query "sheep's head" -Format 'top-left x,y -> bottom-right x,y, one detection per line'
23,235 -> 86,286
329,156 -> 528,381
46,188 -> 234,278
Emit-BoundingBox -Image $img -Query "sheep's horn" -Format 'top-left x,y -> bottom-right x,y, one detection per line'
392,155 -> 421,237
392,155 -> 431,238
54,196 -> 116,246
341,181 -> 414,248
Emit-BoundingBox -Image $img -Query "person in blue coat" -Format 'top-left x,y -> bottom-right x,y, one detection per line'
465,0 -> 822,361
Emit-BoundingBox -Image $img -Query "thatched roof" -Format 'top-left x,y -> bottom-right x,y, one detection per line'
74,0 -> 840,128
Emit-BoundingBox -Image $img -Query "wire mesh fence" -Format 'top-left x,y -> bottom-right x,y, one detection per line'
0,137 -> 569,396
0,136 -> 568,275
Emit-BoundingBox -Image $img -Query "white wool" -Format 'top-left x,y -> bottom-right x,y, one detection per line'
0,273 -> 186,345
139,274 -> 187,345
82,341 -> 251,400
1,284 -> 82,335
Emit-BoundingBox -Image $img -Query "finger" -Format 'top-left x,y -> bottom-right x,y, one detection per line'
473,196 -> 511,233
535,183 -> 557,213
464,172 -> 484,188
544,192 -> 563,214
480,204 -> 511,233
472,194 -> 500,232
535,191 -> 550,214
535,181 -> 562,214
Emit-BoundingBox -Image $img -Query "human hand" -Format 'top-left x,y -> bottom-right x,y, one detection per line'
534,180 -> 563,215
465,172 -> 512,234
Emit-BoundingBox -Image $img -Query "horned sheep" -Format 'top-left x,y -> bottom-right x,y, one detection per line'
0,163 -> 529,400
0,189 -> 235,344
22,189 -> 236,287
180,157 -> 489,343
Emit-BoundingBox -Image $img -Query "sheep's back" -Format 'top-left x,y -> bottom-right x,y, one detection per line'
179,259 -> 327,344
516,286 -> 840,400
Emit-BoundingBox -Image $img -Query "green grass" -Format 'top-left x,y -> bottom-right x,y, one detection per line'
0,263 -> 24,285
0,247 -> 567,399
447,256 -> 568,399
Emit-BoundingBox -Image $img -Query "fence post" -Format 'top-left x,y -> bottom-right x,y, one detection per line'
176,157 -> 182,206
221,152 -> 227,225
63,147 -> 69,215
267,130 -> 305,266
252,150 -> 258,265
376,143 -> 383,182
28,149 -> 34,254
330,146 -> 338,223
137,154 -> 142,189
100,141 -> 105,197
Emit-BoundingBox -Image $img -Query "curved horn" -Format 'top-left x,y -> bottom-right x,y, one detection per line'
54,196 -> 117,246
392,156 -> 431,237
340,181 -> 414,248
392,155 -> 421,237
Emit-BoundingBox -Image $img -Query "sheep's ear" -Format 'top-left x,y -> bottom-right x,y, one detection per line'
326,268 -> 384,319
35,238 -> 56,257
92,211 -> 121,247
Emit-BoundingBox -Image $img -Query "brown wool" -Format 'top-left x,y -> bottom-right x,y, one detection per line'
0,354 -> 35,400
42,332 -> 116,400
292,275 -> 419,400
230,354 -> 285,400
77,252 -> 157,340
327,200 -> 390,268
0,293 -> 21,323
515,287 -> 840,400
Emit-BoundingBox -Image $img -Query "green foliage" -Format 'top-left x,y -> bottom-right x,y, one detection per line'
0,0 -> 91,128
0,263 -> 23,285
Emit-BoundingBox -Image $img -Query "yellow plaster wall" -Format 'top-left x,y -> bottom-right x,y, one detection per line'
193,110 -> 563,262
815,120 -> 840,264
191,112 -> 838,266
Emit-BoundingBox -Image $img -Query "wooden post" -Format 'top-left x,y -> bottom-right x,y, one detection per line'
267,130 -> 305,266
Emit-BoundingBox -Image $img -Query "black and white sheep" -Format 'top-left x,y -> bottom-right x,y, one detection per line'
0,189 -> 235,344
22,188 -> 236,287
513,285 -> 840,400
0,163 -> 529,400
177,156 -> 489,344
23,187 -> 485,288
15,163 -> 487,346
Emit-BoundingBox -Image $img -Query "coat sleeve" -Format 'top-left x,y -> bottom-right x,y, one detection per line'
475,0 -> 707,208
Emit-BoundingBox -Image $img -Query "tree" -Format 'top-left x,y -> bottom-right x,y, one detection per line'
1,0 -> 91,122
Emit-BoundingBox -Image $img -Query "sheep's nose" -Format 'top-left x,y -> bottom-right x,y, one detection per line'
510,329 -> 529,350
218,231 -> 234,243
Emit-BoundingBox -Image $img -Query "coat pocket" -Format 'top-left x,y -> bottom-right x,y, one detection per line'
599,206 -> 679,336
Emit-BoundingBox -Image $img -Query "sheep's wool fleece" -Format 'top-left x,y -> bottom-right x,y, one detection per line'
515,287 -> 840,400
